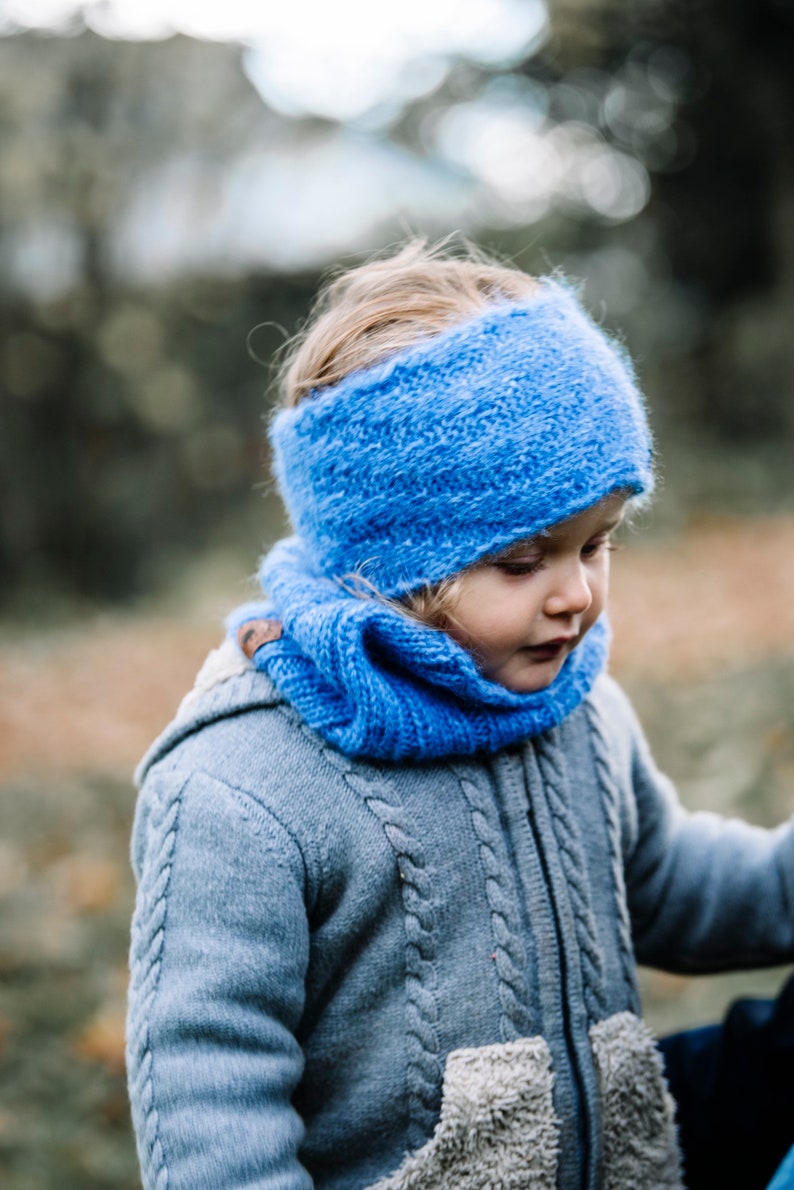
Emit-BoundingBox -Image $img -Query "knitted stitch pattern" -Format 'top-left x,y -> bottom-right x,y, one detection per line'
584,700 -> 641,1012
295,723 -> 443,1143
126,770 -> 185,1190
228,538 -> 610,761
231,279 -> 654,761
450,761 -> 535,1043
270,279 -> 654,597
534,731 -> 609,1025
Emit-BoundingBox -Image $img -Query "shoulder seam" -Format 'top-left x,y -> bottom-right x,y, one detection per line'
170,763 -> 315,907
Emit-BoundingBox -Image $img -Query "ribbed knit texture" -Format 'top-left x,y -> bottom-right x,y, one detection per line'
232,280 -> 654,761
228,537 -> 610,761
269,279 -> 654,597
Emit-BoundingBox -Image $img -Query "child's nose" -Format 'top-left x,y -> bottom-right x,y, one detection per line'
543,561 -> 592,617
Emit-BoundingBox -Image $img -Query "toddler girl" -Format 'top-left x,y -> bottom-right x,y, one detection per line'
126,242 -> 794,1190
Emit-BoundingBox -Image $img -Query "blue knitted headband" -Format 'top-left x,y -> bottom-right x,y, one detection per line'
270,279 -> 654,598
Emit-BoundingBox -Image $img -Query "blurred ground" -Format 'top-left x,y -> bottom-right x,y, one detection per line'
1,512 -> 793,1186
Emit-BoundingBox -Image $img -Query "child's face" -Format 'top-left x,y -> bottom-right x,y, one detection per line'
447,494 -> 626,693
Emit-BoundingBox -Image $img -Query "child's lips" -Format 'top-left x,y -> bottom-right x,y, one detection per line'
526,636 -> 576,658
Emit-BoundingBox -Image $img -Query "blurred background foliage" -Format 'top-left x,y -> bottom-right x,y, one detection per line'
2,1 -> 794,1185
2,0 -> 794,607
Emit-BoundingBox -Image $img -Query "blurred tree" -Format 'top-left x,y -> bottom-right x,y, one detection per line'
0,273 -> 316,601
648,0 -> 794,437
1,2 -> 793,605
541,0 -> 794,440
0,33 -> 309,602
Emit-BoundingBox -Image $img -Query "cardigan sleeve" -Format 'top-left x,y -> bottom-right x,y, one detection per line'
597,677 -> 794,973
126,764 -> 314,1190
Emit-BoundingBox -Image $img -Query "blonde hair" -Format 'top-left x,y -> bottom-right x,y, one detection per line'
277,238 -> 539,408
274,238 -> 540,626
396,574 -> 464,632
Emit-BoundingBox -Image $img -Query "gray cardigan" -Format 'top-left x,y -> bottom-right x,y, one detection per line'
127,642 -> 794,1190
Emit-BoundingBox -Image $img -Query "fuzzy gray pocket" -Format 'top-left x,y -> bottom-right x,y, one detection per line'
590,1011 -> 683,1190
369,1036 -> 559,1190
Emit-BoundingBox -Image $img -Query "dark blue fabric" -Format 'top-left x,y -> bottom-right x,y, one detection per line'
660,971 -> 794,1190
768,1145 -> 794,1190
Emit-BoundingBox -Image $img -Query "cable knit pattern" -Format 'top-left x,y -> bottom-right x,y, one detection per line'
451,764 -> 535,1043
126,662 -> 794,1190
532,731 -> 608,1024
294,716 -> 442,1140
126,773 -> 185,1190
270,280 -> 654,597
584,700 -> 640,1011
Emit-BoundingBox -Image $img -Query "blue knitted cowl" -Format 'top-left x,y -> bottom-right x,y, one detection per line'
231,280 -> 654,762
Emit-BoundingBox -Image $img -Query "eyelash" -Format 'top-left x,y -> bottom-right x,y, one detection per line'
496,560 -> 543,577
496,537 -> 617,577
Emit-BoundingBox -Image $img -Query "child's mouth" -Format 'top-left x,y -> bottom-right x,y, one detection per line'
527,637 -> 575,660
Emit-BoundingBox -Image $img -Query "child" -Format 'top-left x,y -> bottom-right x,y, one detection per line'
126,241 -> 794,1190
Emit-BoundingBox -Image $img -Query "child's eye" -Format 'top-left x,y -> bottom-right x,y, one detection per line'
495,558 -> 543,577
581,535 -> 610,559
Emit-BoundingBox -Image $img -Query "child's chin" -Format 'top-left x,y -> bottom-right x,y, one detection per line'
496,658 -> 565,695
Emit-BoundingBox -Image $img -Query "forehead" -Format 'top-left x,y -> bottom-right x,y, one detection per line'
498,494 -> 628,558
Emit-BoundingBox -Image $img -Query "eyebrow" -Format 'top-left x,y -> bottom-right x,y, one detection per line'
600,513 -> 626,532
497,512 -> 625,561
499,539 -> 543,559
